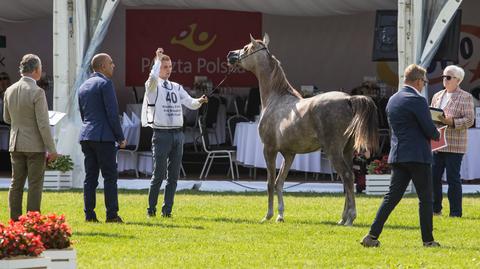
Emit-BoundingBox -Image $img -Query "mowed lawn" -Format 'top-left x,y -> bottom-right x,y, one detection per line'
0,189 -> 479,268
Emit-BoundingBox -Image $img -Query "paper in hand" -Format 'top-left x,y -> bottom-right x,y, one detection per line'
431,125 -> 448,152
48,111 -> 66,126
429,107 -> 444,123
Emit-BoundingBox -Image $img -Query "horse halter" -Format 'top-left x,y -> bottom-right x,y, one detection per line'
237,46 -> 270,63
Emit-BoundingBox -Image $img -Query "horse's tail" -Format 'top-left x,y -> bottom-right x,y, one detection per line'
344,95 -> 379,154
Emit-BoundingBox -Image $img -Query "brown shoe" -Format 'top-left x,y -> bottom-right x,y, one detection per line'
105,216 -> 124,223
423,241 -> 440,247
361,234 -> 380,247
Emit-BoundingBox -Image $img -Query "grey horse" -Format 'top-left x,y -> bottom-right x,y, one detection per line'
227,34 -> 379,226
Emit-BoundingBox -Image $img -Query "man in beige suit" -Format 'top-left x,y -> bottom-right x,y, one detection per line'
3,54 -> 58,220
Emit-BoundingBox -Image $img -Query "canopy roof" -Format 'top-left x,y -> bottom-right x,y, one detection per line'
0,0 -> 397,22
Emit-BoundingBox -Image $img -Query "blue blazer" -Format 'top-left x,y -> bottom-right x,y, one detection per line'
386,86 -> 439,164
78,73 -> 124,143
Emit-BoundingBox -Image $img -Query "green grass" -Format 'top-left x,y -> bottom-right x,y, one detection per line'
1,190 -> 479,268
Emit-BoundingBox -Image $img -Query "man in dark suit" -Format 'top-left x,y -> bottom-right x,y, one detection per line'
78,53 -> 126,223
361,64 -> 440,247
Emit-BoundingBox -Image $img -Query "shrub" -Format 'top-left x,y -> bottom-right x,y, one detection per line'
16,212 -> 72,249
47,155 -> 74,172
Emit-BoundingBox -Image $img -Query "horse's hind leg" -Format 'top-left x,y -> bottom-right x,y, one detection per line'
261,148 -> 277,223
330,150 -> 356,226
275,153 -> 295,222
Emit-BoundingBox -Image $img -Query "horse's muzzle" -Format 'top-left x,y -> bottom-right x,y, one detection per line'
227,50 -> 240,65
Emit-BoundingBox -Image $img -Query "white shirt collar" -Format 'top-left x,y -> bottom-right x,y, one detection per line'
21,75 -> 36,83
405,85 -> 422,96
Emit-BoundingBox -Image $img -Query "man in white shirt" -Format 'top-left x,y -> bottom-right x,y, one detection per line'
142,48 -> 208,217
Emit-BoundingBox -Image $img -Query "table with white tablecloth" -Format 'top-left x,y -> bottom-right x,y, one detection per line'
460,128 -> 480,180
233,122 -> 333,174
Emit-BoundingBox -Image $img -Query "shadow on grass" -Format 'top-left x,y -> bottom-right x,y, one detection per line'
314,220 -> 418,230
189,216 -> 259,224
125,221 -> 204,230
75,231 -> 136,239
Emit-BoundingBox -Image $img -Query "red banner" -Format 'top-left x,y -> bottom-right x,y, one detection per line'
125,10 -> 262,87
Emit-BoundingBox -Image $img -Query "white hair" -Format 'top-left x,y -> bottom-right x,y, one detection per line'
444,65 -> 465,84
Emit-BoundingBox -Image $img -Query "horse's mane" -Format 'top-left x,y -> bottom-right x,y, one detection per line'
267,54 -> 303,98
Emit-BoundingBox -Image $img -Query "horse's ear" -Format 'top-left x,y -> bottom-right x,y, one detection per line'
250,34 -> 257,44
263,33 -> 270,46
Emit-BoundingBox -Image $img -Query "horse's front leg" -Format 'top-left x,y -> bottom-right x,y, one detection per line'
261,148 -> 277,223
275,153 -> 295,222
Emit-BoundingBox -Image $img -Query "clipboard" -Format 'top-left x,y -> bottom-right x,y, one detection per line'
48,111 -> 66,126
431,125 -> 448,152
429,107 -> 444,123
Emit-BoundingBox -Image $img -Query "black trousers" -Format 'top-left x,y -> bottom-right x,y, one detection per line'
369,162 -> 434,243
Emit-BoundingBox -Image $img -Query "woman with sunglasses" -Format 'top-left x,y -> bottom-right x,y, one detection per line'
430,65 -> 474,217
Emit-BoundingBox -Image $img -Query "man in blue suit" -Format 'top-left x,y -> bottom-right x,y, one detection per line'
362,64 -> 440,247
78,53 -> 126,223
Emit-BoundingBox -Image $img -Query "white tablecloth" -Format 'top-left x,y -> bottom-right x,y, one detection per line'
233,122 -> 333,173
460,128 -> 480,180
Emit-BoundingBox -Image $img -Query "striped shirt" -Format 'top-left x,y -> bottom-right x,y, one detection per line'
431,88 -> 474,153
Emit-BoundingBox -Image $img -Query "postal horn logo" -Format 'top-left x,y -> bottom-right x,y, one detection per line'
171,23 -> 216,52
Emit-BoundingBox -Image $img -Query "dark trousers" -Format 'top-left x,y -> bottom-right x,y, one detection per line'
432,152 -> 464,217
81,141 -> 119,220
148,129 -> 184,215
9,152 -> 46,220
369,162 -> 434,243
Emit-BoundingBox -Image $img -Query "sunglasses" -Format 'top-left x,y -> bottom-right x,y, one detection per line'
442,75 -> 456,81
0,77 -> 8,80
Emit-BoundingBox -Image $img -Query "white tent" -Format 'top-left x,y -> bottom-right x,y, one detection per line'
0,0 -> 463,187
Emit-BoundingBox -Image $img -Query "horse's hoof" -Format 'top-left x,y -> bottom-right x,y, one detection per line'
276,216 -> 284,223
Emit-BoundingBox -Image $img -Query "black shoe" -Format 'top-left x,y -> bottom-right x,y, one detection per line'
161,213 -> 172,218
433,211 -> 442,216
147,212 -> 156,218
360,234 -> 380,248
423,241 -> 441,247
106,216 -> 124,223
86,217 -> 100,223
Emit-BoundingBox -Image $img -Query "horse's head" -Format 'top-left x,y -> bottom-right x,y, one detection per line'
227,33 -> 270,72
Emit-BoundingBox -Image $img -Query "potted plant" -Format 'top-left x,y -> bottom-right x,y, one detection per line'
45,155 -> 74,190
17,212 -> 76,269
0,221 -> 50,268
365,155 -> 414,195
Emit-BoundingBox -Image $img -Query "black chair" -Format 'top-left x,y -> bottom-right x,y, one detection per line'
245,88 -> 261,121
227,115 -> 249,146
234,96 -> 247,116
200,96 -> 220,144
198,117 -> 238,180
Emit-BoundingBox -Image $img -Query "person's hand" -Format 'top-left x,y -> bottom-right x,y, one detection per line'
156,48 -> 164,60
47,152 -> 59,162
199,95 -> 208,104
119,140 -> 127,149
439,115 -> 454,126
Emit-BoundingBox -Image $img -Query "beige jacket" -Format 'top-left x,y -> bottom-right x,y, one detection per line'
431,88 -> 474,153
3,76 -> 56,153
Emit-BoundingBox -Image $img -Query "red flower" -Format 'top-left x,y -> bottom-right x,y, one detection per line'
16,211 -> 72,250
367,155 -> 391,175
